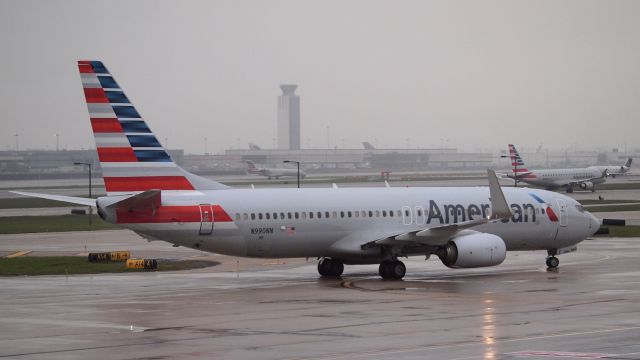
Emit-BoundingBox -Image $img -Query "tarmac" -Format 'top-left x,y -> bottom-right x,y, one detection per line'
0,231 -> 639,359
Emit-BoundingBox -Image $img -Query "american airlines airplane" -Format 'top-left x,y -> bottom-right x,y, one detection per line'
505,144 -> 608,193
12,61 -> 600,280
589,158 -> 633,178
246,160 -> 306,180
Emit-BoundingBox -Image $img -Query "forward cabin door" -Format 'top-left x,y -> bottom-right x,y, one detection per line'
199,204 -> 214,235
556,199 -> 568,227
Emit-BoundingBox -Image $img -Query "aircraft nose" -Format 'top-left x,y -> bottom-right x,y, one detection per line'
588,213 -> 601,235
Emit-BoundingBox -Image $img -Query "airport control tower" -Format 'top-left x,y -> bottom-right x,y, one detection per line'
277,85 -> 300,150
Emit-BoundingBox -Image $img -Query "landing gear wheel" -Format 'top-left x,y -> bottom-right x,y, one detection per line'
565,187 -> 573,193
317,258 -> 344,277
546,256 -> 559,269
379,260 -> 406,280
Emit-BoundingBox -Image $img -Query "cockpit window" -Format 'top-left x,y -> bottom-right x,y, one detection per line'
575,204 -> 585,213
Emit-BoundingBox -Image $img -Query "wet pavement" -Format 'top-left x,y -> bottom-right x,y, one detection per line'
0,234 -> 639,359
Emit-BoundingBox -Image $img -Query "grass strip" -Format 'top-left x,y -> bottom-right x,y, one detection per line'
0,256 -> 218,276
0,215 -> 118,234
0,197 -> 81,209
598,225 -> 640,237
585,204 -> 640,212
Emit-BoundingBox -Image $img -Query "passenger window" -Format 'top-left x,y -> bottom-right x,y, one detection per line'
348,211 -> 352,218
318,211 -> 322,218
309,212 -> 314,219
251,213 -> 256,220
258,213 -> 263,220
382,210 -> 387,217
417,209 -> 422,217
280,212 -> 285,219
273,212 -> 278,219
265,213 -> 270,220
302,212 -> 307,219
295,212 -> 299,219
369,210 -> 373,217
340,211 -> 345,218
389,210 -> 393,217
288,212 -> 292,219
355,211 -> 359,218
326,211 -> 330,218
542,208 -> 546,214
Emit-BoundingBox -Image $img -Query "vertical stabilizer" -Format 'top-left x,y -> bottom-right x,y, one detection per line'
78,61 -> 229,195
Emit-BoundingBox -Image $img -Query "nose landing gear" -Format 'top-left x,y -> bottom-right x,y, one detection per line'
379,260 -> 406,280
546,256 -> 560,269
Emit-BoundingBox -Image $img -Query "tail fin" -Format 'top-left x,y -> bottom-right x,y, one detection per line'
508,144 -> 530,175
78,61 -> 229,195
245,160 -> 260,174
624,158 -> 632,168
363,142 -> 375,150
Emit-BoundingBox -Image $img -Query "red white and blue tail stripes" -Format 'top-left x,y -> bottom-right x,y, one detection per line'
79,61 -> 195,194
508,144 -> 534,178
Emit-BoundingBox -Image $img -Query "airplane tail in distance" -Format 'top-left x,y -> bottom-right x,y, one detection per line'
508,144 -> 530,174
624,158 -> 633,168
246,160 -> 260,174
78,61 -> 229,195
363,142 -> 375,150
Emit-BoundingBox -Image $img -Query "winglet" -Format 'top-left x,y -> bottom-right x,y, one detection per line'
487,169 -> 511,220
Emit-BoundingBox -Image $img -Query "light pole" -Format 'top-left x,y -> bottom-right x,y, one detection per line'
14,134 -> 19,152
74,162 -> 93,224
54,133 -> 60,151
283,160 -> 300,188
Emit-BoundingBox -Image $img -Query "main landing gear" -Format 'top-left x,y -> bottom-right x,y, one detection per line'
379,260 -> 406,280
318,258 -> 344,277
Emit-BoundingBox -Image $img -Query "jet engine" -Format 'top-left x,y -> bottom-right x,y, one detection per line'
579,181 -> 594,191
438,233 -> 506,268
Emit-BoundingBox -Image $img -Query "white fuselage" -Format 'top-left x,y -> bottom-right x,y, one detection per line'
109,186 -> 599,263
515,168 -> 605,189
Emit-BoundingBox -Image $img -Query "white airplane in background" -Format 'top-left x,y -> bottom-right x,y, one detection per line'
505,144 -> 608,193
589,158 -> 632,178
246,160 -> 306,180
12,61 -> 600,279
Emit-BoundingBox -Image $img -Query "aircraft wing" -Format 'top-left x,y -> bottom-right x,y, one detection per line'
331,170 -> 513,254
10,191 -> 97,207
565,169 -> 608,187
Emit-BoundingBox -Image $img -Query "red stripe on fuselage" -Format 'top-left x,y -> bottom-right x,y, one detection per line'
91,118 -> 123,133
97,147 -> 138,162
104,176 -> 195,192
116,205 -> 232,223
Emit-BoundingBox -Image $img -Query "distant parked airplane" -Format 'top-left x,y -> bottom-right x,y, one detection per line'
246,160 -> 306,180
504,144 -> 608,193
248,143 -> 262,150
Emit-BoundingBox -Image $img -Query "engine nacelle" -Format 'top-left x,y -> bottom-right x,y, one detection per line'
579,181 -> 594,190
439,233 -> 506,268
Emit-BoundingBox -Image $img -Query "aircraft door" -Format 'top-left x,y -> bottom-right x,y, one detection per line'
556,199 -> 568,227
402,206 -> 412,225
199,204 -> 214,235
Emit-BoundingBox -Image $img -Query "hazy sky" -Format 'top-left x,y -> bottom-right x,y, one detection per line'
1,0 -> 639,154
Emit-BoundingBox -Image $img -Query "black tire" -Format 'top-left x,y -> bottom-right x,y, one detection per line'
318,259 -> 343,277
379,261 -> 391,279
546,256 -> 559,268
389,261 -> 406,280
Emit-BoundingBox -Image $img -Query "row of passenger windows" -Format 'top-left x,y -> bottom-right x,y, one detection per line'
234,209 -> 413,221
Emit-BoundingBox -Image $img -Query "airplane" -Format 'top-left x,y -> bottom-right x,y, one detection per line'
504,144 -> 608,193
248,143 -> 262,150
11,61 -> 600,280
246,160 -> 306,180
363,142 -> 376,150
589,158 -> 632,178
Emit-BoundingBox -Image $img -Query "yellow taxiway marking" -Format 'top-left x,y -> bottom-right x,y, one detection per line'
262,260 -> 287,266
5,251 -> 32,258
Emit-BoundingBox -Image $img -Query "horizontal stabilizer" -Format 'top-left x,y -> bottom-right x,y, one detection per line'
106,189 -> 161,211
10,191 -> 96,207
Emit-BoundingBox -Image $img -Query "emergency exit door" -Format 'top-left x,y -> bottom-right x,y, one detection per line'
199,204 -> 214,235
